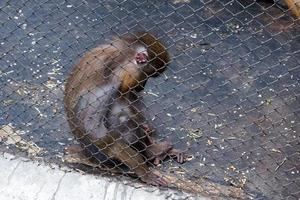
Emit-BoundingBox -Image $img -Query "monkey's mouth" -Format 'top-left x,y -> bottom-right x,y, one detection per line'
135,52 -> 148,64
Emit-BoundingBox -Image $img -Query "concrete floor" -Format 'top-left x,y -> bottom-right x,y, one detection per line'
0,153 -> 208,200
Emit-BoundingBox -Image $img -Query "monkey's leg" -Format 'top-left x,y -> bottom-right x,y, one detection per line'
146,141 -> 172,165
64,144 -> 127,174
146,142 -> 187,165
94,135 -> 168,186
141,125 -> 187,164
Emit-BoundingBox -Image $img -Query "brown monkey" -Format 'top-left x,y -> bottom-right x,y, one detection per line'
284,0 -> 300,18
64,32 -> 186,186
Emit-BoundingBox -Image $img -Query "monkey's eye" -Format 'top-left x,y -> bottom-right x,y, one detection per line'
135,53 -> 148,64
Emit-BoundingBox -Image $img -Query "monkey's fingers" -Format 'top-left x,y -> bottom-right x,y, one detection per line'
141,124 -> 155,134
153,155 -> 166,165
153,157 -> 161,165
155,176 -> 168,186
177,152 -> 186,163
152,174 -> 169,186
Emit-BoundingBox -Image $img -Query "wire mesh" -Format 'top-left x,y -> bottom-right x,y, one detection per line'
0,0 -> 299,199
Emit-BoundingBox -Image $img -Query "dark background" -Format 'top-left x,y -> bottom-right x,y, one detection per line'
0,0 -> 299,199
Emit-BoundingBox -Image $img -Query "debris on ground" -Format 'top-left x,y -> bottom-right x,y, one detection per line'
0,124 -> 43,157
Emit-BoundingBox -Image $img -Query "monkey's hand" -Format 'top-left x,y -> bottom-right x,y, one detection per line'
167,148 -> 187,164
141,123 -> 155,134
151,146 -> 188,165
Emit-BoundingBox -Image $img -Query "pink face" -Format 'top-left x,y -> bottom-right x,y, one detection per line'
135,52 -> 148,64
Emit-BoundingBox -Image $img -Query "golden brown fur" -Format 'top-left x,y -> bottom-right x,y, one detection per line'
63,32 -> 185,186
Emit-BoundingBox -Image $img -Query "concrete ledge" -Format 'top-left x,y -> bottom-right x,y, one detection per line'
0,153 -> 208,200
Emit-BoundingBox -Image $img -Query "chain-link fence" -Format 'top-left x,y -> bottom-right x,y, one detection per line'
0,0 -> 299,199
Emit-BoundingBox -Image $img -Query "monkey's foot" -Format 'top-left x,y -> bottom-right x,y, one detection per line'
140,172 -> 168,186
65,144 -> 84,155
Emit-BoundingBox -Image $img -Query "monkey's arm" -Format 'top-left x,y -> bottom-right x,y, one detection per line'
94,134 -> 168,186
127,93 -> 187,164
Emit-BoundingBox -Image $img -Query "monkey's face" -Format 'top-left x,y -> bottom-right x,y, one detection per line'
126,39 -> 169,92
131,47 -> 148,92
134,45 -> 167,78
120,32 -> 170,78
134,46 -> 149,64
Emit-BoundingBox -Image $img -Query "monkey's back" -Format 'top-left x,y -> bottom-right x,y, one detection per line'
63,40 -> 138,138
64,44 -> 119,110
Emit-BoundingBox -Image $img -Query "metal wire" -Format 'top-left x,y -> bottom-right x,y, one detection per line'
0,0 -> 299,199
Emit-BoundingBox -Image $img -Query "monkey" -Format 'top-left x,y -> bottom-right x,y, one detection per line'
284,0 -> 300,18
256,0 -> 290,11
64,32 -> 186,186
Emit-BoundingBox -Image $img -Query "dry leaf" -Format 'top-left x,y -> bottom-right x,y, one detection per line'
271,148 -> 282,153
6,134 -> 22,144
207,139 -> 213,145
0,124 -> 43,157
0,124 -> 13,140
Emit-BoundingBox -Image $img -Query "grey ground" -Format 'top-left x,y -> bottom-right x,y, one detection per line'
0,0 -> 299,199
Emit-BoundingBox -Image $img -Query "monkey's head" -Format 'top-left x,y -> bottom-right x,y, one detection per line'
138,32 -> 170,77
117,32 -> 170,92
121,32 -> 170,77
